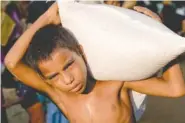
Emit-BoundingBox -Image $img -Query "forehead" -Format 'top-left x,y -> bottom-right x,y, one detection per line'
38,49 -> 74,73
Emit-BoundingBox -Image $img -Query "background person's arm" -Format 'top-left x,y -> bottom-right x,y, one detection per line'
27,102 -> 45,123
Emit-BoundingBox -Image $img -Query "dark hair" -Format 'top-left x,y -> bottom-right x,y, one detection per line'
24,24 -> 81,75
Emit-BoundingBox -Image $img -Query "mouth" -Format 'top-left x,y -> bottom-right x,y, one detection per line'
70,83 -> 83,93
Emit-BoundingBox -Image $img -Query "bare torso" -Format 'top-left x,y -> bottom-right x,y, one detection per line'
60,81 -> 133,123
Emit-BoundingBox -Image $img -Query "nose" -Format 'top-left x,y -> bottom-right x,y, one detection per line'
61,71 -> 74,85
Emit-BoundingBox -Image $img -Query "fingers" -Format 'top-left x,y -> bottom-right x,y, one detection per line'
54,16 -> 61,25
47,2 -> 59,15
104,1 -> 121,7
134,6 -> 148,12
133,6 -> 155,17
45,2 -> 61,25
51,2 -> 59,11
53,10 -> 61,25
104,1 -> 114,5
133,6 -> 162,23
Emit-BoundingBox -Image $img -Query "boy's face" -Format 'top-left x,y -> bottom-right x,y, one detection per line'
38,48 -> 87,94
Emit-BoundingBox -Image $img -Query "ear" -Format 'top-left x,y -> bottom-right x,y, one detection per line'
79,45 -> 87,63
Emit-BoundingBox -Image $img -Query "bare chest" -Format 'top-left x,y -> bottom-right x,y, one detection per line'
64,82 -> 132,123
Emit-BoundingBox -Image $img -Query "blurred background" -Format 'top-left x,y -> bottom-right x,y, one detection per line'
1,1 -> 185,123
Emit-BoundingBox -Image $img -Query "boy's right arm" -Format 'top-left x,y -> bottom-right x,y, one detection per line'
4,2 -> 59,93
4,2 -> 68,115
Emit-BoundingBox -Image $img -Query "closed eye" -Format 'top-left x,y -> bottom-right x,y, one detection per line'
63,60 -> 75,70
47,73 -> 59,80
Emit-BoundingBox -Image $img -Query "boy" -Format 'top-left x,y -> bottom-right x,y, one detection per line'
5,3 -> 185,123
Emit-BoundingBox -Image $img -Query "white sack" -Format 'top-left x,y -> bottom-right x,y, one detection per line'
57,0 -> 185,81
57,0 -> 185,120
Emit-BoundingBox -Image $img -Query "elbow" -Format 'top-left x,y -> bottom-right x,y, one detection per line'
169,86 -> 185,98
4,57 -> 16,70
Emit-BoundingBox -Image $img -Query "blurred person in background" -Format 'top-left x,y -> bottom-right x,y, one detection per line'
1,90 -> 8,123
160,1 -> 182,33
156,1 -> 185,34
1,1 -> 29,64
5,1 -> 30,42
105,0 -> 185,36
2,37 -> 45,123
2,70 -> 45,123
178,19 -> 185,37
2,2 -> 45,122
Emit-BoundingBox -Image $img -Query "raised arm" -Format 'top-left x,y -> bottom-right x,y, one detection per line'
123,7 -> 185,97
124,60 -> 185,97
4,2 -> 60,92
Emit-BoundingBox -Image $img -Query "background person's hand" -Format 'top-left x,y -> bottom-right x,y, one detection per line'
133,6 -> 162,23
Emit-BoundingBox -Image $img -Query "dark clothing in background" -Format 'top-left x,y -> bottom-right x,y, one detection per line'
2,68 -> 39,109
19,89 -> 38,109
161,4 -> 182,33
27,1 -> 55,24
2,68 -> 17,88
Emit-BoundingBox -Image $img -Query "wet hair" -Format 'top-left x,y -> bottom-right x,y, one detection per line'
24,24 -> 81,75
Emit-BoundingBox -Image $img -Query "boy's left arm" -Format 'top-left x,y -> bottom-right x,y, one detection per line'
124,61 -> 185,97
122,6 -> 185,98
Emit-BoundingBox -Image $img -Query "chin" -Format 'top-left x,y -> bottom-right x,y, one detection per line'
78,87 -> 85,94
78,84 -> 86,94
